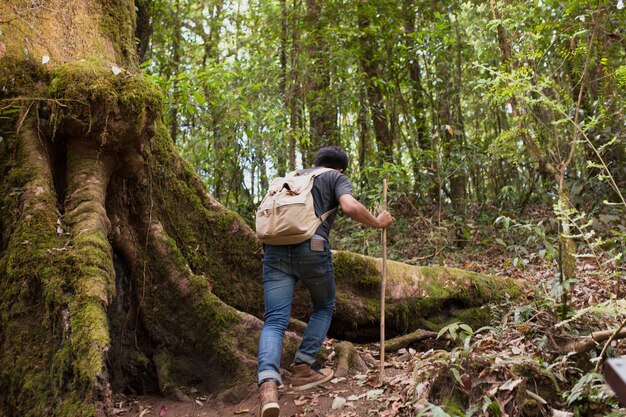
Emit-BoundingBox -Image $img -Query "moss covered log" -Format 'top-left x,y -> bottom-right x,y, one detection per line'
294,251 -> 521,340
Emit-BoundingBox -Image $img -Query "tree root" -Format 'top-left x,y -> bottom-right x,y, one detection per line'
557,327 -> 626,355
385,329 -> 439,353
335,341 -> 367,378
63,136 -> 117,412
153,351 -> 192,402
288,317 -> 307,334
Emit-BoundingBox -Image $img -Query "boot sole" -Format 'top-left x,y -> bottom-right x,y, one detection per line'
290,371 -> 334,391
261,402 -> 280,417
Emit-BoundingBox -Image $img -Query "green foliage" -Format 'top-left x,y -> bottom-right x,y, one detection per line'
134,0 -> 619,211
615,65 -> 626,90
566,372 -> 616,415
495,216 -> 557,267
143,0 -> 625,253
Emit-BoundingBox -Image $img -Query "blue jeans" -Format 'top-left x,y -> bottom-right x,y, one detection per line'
257,237 -> 335,385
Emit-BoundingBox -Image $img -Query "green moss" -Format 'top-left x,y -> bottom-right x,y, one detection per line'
0,128 -> 107,415
332,251 -> 380,292
71,299 -> 110,371
144,122 -> 264,316
331,251 -> 521,337
131,224 -> 250,385
97,0 -> 137,65
48,58 -> 162,145
452,306 -> 492,328
56,393 -> 96,417
0,57 -> 49,99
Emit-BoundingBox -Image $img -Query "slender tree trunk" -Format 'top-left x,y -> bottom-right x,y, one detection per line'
278,0 -> 289,176
168,0 -> 181,144
289,0 -> 303,171
357,3 -> 393,161
403,0 -> 432,196
199,1 -> 227,199
135,0 -> 153,62
450,13 -> 467,208
304,0 -> 338,163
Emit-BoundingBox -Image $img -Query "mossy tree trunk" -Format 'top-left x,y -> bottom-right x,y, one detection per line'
0,2 -> 270,415
0,2 -> 519,416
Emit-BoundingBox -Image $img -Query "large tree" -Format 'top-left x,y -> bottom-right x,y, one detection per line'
0,1 -> 517,416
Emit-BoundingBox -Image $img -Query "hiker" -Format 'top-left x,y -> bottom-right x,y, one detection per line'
257,145 -> 393,417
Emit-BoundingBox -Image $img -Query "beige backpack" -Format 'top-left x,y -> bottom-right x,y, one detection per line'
255,167 -> 336,245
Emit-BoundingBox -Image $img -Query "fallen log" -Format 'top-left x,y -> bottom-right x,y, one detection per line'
291,251 -> 522,341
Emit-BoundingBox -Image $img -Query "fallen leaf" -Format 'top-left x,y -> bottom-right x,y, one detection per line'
499,379 -> 523,392
551,408 -> 573,417
460,373 -> 472,391
233,409 -> 250,415
414,382 -> 429,399
366,389 -> 384,400
332,397 -> 346,410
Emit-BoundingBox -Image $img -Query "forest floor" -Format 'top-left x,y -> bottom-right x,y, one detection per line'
115,205 -> 626,417
112,344 -> 421,417
114,255 -> 625,417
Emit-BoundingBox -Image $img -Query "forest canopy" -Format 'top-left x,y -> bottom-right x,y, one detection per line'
146,0 -> 625,223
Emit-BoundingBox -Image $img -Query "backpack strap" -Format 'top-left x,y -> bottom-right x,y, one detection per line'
289,166 -> 336,177
310,167 -> 336,177
312,167 -> 339,222
291,166 -> 338,223
319,207 -> 337,222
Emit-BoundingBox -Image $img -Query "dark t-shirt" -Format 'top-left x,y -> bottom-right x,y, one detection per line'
298,167 -> 353,240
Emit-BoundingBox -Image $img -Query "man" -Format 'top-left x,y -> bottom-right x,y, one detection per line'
257,146 -> 393,417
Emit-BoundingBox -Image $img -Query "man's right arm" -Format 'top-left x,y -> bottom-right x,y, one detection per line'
339,194 -> 393,229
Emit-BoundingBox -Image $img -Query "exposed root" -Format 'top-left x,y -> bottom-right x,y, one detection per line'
146,221 -> 194,297
153,351 -> 192,403
335,341 -> 367,378
64,135 -> 116,411
557,327 -> 626,355
385,329 -> 439,352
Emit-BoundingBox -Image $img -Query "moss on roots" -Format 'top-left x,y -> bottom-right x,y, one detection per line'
47,58 -> 162,146
0,122 -> 97,415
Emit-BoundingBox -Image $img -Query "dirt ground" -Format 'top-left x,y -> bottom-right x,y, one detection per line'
112,343 -> 419,417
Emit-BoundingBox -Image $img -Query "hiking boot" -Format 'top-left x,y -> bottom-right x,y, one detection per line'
259,380 -> 280,417
290,363 -> 334,391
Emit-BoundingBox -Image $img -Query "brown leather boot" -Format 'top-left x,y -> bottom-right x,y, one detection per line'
290,363 -> 334,391
259,380 -> 280,417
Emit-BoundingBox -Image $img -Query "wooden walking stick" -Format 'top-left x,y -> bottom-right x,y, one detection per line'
379,178 -> 388,384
